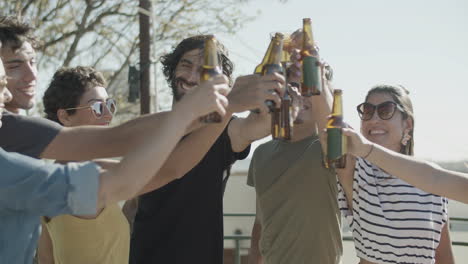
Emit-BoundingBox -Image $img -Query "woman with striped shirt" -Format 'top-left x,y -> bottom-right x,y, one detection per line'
335,84 -> 454,264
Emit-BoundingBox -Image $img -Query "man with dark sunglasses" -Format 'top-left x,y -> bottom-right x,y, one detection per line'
247,51 -> 343,264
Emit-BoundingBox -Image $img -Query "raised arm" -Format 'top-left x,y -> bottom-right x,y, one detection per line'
37,222 -> 55,264
41,111 -> 169,161
226,73 -> 285,152
40,76 -> 227,161
97,75 -> 230,207
342,127 -> 468,204
137,114 -> 231,194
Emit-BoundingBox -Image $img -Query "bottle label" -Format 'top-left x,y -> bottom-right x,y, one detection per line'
302,56 -> 322,95
327,128 -> 346,160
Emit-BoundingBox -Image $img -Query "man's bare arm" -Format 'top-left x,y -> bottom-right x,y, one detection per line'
226,73 -> 285,152
41,111 -> 170,161
96,75 -> 230,207
137,114 -> 232,194
37,223 -> 55,264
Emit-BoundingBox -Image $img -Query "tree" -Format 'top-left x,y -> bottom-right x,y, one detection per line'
1,0 -> 282,120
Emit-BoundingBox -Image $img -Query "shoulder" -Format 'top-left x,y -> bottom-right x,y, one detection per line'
253,140 -> 276,157
2,112 -> 62,131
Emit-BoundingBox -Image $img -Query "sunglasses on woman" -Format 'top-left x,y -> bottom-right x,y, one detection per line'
65,99 -> 117,119
356,101 -> 404,121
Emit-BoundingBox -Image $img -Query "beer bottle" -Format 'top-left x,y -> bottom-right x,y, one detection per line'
326,89 -> 347,168
301,18 -> 322,96
267,33 -> 284,139
254,33 -> 284,139
280,85 -> 293,140
254,35 -> 274,74
278,59 -> 292,141
199,35 -> 223,123
262,33 -> 284,75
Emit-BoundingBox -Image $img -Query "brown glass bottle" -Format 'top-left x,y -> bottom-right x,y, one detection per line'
326,89 -> 347,168
199,35 -> 223,123
301,18 -> 322,96
280,87 -> 293,140
255,33 -> 284,139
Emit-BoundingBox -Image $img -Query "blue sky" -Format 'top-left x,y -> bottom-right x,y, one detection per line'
218,0 -> 468,161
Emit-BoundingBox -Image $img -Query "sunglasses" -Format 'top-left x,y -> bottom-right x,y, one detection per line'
356,101 -> 403,121
65,99 -> 117,119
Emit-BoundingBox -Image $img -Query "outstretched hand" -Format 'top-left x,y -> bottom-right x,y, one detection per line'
228,73 -> 285,114
320,124 -> 374,158
341,127 -> 373,158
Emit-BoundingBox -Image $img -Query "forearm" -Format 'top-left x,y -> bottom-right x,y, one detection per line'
97,108 -> 194,207
42,111 -> 171,160
37,223 -> 54,264
229,113 -> 269,153
366,143 -> 468,203
336,156 -> 356,211
137,115 -> 231,194
435,222 -> 455,264
248,218 -> 263,264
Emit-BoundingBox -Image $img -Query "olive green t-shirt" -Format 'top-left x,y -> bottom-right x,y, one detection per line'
247,135 -> 342,264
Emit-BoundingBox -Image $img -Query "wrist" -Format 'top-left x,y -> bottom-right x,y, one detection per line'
225,105 -> 236,116
362,143 -> 374,159
172,102 -> 196,124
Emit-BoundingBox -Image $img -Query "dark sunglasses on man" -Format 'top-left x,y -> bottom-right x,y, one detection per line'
65,99 -> 117,119
356,101 -> 404,121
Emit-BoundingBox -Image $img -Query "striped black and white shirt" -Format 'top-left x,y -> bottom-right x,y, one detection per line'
337,157 -> 448,264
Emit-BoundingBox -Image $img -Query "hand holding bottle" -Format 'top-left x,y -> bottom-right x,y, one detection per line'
175,74 -> 230,120
341,127 -> 374,159
227,73 -> 285,114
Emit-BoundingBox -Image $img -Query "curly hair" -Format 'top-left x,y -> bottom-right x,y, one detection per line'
43,66 -> 107,124
365,84 -> 415,156
0,15 -> 38,52
161,35 -> 234,100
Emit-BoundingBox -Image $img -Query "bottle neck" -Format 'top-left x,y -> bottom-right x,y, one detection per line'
204,38 -> 219,68
302,20 -> 317,55
331,93 -> 343,117
266,37 -> 283,65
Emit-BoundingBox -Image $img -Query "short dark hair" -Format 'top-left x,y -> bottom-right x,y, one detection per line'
0,15 -> 38,52
160,35 -> 234,100
43,66 -> 107,124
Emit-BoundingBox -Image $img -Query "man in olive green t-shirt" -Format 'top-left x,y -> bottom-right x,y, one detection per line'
247,72 -> 342,264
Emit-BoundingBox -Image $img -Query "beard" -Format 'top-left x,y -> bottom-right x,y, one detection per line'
171,77 -> 197,101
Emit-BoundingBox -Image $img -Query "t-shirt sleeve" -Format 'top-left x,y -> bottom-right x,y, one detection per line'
0,112 -> 62,158
0,148 -> 99,217
223,117 -> 251,168
246,151 -> 256,187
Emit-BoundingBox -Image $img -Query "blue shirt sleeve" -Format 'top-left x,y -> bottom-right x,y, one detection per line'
0,148 -> 99,217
